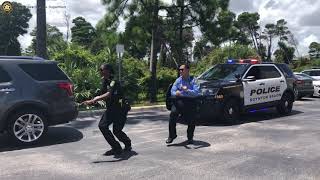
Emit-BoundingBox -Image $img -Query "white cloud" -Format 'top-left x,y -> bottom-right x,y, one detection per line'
302,34 -> 319,47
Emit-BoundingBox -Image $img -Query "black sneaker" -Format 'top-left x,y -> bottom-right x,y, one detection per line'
103,149 -> 122,156
166,135 -> 177,144
124,146 -> 132,151
187,139 -> 194,144
114,149 -> 122,155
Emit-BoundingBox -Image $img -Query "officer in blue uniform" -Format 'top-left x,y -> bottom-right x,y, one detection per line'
83,64 -> 131,156
166,64 -> 200,144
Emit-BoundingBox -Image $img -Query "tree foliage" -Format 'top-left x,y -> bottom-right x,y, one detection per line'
0,2 -> 32,55
194,44 -> 258,74
235,12 -> 260,51
309,42 -> 320,59
26,24 -> 67,58
71,17 -> 96,48
121,13 -> 152,59
274,42 -> 295,64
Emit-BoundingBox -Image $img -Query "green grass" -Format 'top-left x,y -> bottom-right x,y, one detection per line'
131,101 -> 165,107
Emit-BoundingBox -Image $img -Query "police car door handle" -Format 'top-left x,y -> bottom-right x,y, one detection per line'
280,80 -> 285,83
259,83 -> 265,86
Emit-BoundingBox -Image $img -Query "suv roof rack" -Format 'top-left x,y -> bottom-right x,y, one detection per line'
0,56 -> 45,60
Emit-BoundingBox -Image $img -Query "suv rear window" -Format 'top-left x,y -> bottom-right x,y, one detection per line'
0,66 -> 12,83
19,64 -> 69,81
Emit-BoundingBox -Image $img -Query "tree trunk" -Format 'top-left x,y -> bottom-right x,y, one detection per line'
178,0 -> 185,64
267,36 -> 272,61
149,0 -> 159,103
159,44 -> 165,66
36,0 -> 48,59
64,11 -> 70,43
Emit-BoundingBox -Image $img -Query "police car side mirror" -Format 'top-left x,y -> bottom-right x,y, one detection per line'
243,76 -> 256,82
234,74 -> 241,82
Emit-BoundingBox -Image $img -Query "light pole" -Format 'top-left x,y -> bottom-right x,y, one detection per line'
116,44 -> 124,83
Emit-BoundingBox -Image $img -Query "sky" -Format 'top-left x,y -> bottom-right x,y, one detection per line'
1,0 -> 320,56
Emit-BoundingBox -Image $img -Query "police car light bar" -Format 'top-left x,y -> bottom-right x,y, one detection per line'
226,59 -> 260,64
240,59 -> 260,64
227,59 -> 237,63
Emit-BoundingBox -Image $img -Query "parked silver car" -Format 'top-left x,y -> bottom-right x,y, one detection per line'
293,73 -> 314,99
301,68 -> 320,80
297,72 -> 320,97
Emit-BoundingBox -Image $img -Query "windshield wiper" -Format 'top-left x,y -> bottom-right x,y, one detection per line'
204,77 -> 219,80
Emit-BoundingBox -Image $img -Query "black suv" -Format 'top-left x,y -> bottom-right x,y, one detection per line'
0,56 -> 78,144
168,59 -> 295,124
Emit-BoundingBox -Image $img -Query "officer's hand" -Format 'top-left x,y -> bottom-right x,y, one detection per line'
176,90 -> 181,96
182,86 -> 188,92
82,100 -> 94,105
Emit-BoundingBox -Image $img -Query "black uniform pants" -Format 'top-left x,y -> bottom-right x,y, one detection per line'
98,107 -> 131,151
169,99 -> 197,140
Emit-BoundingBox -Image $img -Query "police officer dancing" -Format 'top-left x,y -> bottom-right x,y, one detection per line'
166,64 -> 200,144
82,64 -> 132,156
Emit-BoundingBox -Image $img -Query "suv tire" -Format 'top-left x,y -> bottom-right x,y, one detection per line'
223,99 -> 240,124
8,109 -> 48,145
293,86 -> 299,100
276,92 -> 293,115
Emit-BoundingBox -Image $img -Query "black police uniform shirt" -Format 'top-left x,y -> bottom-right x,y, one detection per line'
99,78 -> 122,108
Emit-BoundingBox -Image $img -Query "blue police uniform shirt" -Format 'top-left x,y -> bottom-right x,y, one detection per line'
171,76 -> 200,97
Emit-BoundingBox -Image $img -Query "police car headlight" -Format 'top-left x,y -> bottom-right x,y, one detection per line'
201,88 -> 219,96
315,85 -> 320,88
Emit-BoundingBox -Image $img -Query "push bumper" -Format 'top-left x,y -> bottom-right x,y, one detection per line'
169,96 -> 224,120
314,86 -> 320,97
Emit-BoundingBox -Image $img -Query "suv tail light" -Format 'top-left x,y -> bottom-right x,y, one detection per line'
57,82 -> 73,96
295,80 -> 303,84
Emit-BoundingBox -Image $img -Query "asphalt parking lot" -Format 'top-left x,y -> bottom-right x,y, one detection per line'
0,97 -> 320,180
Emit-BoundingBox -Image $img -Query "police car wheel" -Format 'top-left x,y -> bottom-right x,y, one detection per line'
276,92 -> 293,115
223,99 -> 240,124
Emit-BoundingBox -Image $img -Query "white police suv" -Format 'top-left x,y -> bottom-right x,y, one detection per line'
195,59 -> 295,124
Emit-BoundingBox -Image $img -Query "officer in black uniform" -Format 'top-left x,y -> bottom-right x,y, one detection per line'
82,64 -> 132,156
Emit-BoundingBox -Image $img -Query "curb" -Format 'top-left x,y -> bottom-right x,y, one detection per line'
78,105 -> 167,118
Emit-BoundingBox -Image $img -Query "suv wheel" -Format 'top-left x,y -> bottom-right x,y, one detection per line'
223,99 -> 240,124
8,109 -> 48,145
276,92 -> 294,115
293,86 -> 299,100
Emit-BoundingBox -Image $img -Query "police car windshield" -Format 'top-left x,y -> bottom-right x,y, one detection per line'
199,64 -> 248,81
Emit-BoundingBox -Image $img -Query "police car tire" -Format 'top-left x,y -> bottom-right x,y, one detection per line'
223,99 -> 240,124
276,92 -> 293,115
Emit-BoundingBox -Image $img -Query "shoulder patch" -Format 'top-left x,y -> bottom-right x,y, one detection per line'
110,81 -> 115,87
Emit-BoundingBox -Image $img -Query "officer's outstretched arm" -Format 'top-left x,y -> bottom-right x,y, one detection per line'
92,92 -> 111,103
